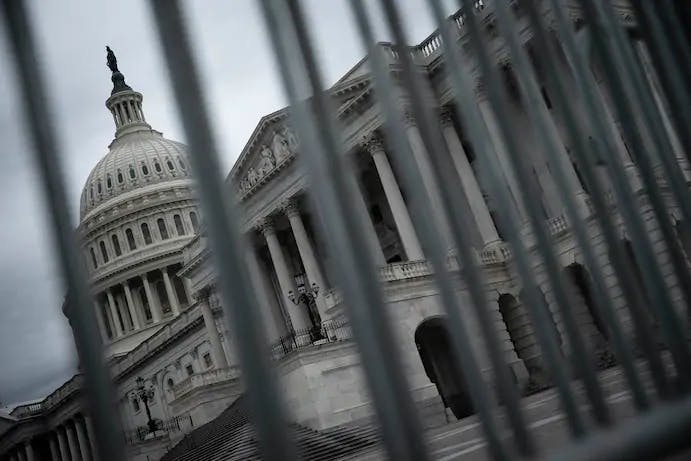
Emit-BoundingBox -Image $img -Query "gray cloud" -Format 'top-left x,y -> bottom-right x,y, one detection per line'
0,0 -> 453,405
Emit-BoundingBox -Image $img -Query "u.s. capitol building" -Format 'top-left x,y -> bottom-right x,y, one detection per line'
1,1 -> 688,460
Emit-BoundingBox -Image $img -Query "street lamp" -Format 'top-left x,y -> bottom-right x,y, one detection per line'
131,377 -> 158,433
288,273 -> 323,341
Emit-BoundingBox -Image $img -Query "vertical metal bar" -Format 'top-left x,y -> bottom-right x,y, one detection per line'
147,2 -> 296,460
545,0 -> 670,399
493,0 -> 649,411
579,0 -> 691,388
460,0 -> 614,425
350,0 -> 533,456
258,1 -> 429,459
429,0 -> 587,438
631,0 -> 691,167
0,1 -> 126,461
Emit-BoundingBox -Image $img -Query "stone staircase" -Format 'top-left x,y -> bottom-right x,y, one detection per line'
160,395 -> 381,461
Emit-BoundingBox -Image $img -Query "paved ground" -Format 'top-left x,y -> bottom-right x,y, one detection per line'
345,363 -> 682,460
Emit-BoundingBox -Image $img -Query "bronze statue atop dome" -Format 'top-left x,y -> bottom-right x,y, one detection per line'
106,46 -> 119,73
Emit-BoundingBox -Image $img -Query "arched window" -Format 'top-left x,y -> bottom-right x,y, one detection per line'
89,185 -> 94,200
157,218 -> 169,240
117,170 -> 124,184
141,223 -> 152,245
129,165 -> 136,179
174,214 -> 185,236
99,241 -> 109,263
178,157 -> 187,171
111,234 -> 122,257
106,174 -> 112,189
141,163 -> 149,176
90,248 -> 98,269
132,399 -> 140,412
167,378 -> 174,390
154,161 -> 162,173
190,211 -> 199,233
97,179 -> 102,194
166,159 -> 175,171
125,228 -> 136,250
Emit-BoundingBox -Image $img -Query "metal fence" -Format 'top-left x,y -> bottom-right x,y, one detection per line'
2,0 -> 691,460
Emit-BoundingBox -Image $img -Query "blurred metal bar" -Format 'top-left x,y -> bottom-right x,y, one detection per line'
491,0 -> 648,411
459,0 -> 613,426
545,0 -> 670,399
0,1 -> 126,460
258,1 -> 429,459
579,0 -> 691,389
429,0 -> 587,438
147,2 -> 297,460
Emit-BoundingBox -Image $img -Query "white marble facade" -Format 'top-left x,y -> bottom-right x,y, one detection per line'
2,1 -> 690,460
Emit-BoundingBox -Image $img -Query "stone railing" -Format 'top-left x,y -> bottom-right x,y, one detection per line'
10,402 -> 44,419
547,214 -> 569,236
172,366 -> 242,400
478,242 -> 513,265
379,260 -> 434,282
112,303 -> 202,379
10,374 -> 85,419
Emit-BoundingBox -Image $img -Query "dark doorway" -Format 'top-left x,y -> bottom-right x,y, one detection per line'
415,318 -> 473,419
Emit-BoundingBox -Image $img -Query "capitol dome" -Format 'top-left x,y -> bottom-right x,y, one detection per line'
76,47 -> 200,358
79,52 -> 192,220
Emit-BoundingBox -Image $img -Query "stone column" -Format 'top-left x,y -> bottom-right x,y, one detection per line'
142,273 -> 162,322
475,81 -> 527,220
122,281 -> 141,330
49,434 -> 59,461
65,421 -> 80,461
439,108 -> 501,246
56,426 -> 69,461
246,247 -> 285,342
84,416 -> 98,461
403,109 -> 452,248
106,289 -> 124,337
74,417 -> 91,461
283,200 -> 330,320
198,289 -> 229,368
161,268 -> 180,315
363,132 -> 424,260
24,442 -> 34,461
16,448 -> 25,461
258,219 -> 311,331
94,301 -> 109,342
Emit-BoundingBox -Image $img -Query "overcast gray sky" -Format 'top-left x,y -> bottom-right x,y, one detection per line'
0,0 -> 454,406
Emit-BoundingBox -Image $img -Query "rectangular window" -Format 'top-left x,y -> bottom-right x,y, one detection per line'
186,364 -> 194,376
203,353 -> 213,368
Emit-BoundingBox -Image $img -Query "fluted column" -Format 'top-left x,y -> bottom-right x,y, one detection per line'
197,288 -> 228,368
122,281 -> 141,330
283,200 -> 329,320
162,268 -> 180,315
56,426 -> 69,461
106,289 -> 123,337
75,417 -> 90,461
84,416 -> 98,461
475,82 -> 527,220
93,301 -> 109,342
65,421 -> 80,461
363,132 -> 424,260
49,434 -> 59,461
439,108 -> 501,245
142,274 -> 162,322
246,247 -> 285,342
24,441 -> 35,461
258,219 -> 311,331
403,109 -> 452,248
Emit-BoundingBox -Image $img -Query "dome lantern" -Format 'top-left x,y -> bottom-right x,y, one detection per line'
105,46 -> 152,139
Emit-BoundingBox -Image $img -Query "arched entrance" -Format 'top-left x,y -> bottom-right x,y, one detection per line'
414,318 -> 473,419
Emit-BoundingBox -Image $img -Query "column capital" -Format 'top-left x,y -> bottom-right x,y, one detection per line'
362,131 -> 385,156
474,78 -> 487,100
439,105 -> 455,127
194,284 -> 212,302
281,198 -> 301,219
401,106 -> 417,127
255,217 -> 276,236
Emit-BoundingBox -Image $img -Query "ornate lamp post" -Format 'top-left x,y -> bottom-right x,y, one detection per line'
131,377 -> 158,433
288,273 -> 323,341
